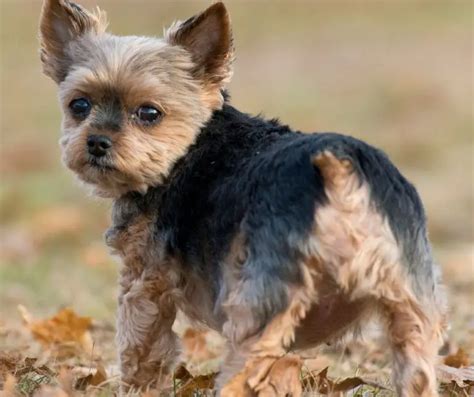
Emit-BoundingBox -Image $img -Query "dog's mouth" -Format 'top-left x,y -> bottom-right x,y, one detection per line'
88,156 -> 115,171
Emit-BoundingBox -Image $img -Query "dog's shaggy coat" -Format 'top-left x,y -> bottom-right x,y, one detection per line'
39,1 -> 446,396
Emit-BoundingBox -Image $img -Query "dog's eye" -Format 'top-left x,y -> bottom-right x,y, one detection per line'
135,105 -> 162,125
69,98 -> 91,118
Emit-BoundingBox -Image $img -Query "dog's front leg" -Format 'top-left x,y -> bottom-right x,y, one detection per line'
117,266 -> 178,392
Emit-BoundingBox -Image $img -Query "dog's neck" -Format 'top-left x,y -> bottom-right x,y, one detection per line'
109,100 -> 294,231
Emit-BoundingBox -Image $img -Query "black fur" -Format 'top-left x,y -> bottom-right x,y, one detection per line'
90,91 -> 123,133
116,102 -> 433,335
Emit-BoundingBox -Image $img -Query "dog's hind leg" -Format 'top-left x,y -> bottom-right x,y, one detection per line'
219,294 -> 308,396
217,249 -> 316,397
312,150 -> 446,397
380,294 -> 444,397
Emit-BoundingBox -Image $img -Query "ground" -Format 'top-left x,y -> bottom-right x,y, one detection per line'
0,1 -> 472,395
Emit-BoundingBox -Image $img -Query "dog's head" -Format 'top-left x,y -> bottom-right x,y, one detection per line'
39,0 -> 233,197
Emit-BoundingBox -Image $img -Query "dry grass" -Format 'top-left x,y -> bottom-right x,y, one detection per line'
0,0 -> 472,395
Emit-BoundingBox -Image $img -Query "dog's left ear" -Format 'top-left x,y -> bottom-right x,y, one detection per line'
39,0 -> 107,83
166,2 -> 233,89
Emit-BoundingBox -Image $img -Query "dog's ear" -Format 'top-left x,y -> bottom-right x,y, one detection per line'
39,0 -> 107,83
165,2 -> 233,88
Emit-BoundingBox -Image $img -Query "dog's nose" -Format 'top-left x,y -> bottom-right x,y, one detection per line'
87,135 -> 112,157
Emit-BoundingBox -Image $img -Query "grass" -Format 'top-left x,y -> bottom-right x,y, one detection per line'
0,0 -> 472,395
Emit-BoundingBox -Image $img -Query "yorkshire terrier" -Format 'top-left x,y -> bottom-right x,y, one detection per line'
39,1 -> 446,396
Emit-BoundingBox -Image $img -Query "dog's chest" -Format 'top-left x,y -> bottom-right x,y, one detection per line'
104,194 -> 160,271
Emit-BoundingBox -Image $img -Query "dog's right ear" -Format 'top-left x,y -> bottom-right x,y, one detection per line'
39,0 -> 107,83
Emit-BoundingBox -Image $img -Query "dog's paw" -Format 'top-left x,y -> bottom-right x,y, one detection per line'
222,355 -> 302,397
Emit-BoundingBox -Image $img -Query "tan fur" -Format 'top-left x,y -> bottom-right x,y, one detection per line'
221,355 -> 302,397
40,2 -> 445,395
220,265 -> 315,396
307,151 -> 444,396
220,152 -> 444,396
105,215 -> 177,389
57,37 -> 214,198
39,0 -> 107,82
383,299 -> 441,397
165,2 -> 234,110
40,0 -> 233,198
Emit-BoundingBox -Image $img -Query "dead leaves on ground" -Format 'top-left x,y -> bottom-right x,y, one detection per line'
74,365 -> 107,391
437,347 -> 474,394
302,366 -> 387,395
2,307 -> 474,396
18,306 -> 93,359
0,354 -> 111,396
437,364 -> 474,388
172,365 -> 215,397
443,347 -> 471,369
0,308 -> 109,396
0,355 -> 56,396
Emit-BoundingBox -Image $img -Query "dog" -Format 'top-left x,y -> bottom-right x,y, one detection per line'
39,1 -> 447,395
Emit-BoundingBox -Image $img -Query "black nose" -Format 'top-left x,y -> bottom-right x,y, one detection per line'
87,135 -> 112,157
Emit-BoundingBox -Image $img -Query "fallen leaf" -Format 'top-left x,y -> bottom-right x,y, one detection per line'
175,373 -> 216,397
0,353 -> 20,384
88,363 -> 107,387
302,367 -> 387,394
173,365 -> 193,384
74,364 -> 107,390
436,364 -> 474,388
19,306 -> 93,358
444,347 -> 470,368
0,353 -> 55,394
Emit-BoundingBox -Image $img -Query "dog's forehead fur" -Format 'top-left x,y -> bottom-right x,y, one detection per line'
55,33 -> 217,198
59,34 -> 200,110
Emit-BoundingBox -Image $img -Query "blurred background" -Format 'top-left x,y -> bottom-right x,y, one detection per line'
1,0 -> 472,361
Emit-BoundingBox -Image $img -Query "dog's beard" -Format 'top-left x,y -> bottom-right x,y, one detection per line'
87,153 -> 116,171
64,149 -> 150,197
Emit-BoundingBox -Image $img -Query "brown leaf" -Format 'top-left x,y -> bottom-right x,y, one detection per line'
89,364 -> 107,387
0,353 -> 20,383
19,307 -> 93,358
175,373 -> 216,397
74,364 -> 107,391
74,374 -> 93,392
0,353 -> 55,394
302,366 -> 387,394
302,367 -> 332,394
436,364 -> 474,388
443,347 -> 470,368
173,365 -> 193,383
